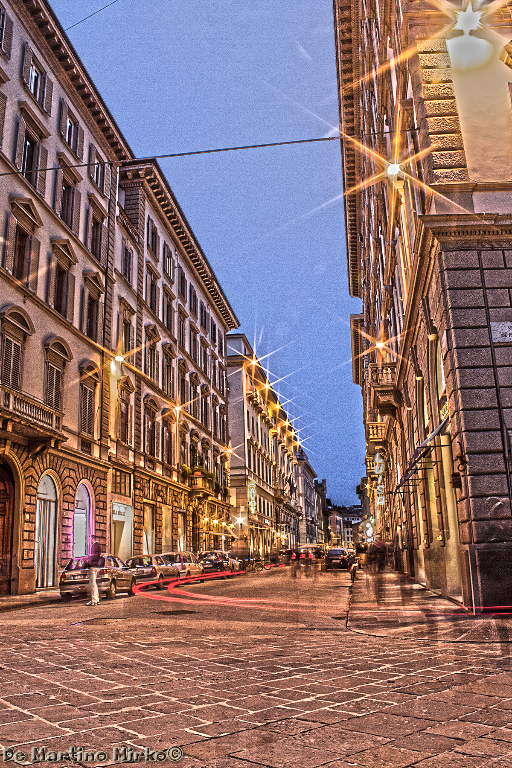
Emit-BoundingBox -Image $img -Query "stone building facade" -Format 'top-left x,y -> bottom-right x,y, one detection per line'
335,0 -> 512,608
110,161 -> 238,561
0,0 -> 132,593
227,334 -> 300,557
296,448 -> 320,545
0,0 -> 238,594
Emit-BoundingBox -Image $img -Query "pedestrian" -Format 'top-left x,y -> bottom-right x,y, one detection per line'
86,541 -> 102,606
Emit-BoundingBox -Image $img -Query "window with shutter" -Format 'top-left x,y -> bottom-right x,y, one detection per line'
0,6 -> 13,58
2,335 -> 22,390
46,363 -> 62,411
81,384 -> 94,436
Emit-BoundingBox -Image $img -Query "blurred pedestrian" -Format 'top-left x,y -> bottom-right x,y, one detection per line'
86,541 -> 102,606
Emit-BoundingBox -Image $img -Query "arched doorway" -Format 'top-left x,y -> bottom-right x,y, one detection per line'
35,475 -> 56,588
73,484 -> 90,557
0,465 -> 14,595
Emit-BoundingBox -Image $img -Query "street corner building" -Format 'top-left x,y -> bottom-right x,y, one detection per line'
0,0 -> 238,595
334,0 -> 512,608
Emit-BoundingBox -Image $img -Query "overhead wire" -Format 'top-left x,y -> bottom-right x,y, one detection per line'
0,135 -> 342,178
64,0 -> 121,32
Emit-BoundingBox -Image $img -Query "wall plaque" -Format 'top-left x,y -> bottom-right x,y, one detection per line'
491,321 -> 512,343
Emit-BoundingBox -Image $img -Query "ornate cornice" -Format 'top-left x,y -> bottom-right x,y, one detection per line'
119,161 -> 239,331
18,0 -> 132,161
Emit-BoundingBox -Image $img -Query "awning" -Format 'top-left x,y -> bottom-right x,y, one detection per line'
394,418 -> 449,494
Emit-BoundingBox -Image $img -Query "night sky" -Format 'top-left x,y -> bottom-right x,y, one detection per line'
49,0 -> 365,504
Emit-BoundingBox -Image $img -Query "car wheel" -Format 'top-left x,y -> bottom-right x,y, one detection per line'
128,579 -> 136,596
186,571 -> 190,577
106,580 -> 117,599
231,565 -> 235,572
156,575 -> 164,590
61,593 -> 72,602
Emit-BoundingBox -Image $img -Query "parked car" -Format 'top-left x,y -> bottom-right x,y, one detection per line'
325,548 -> 350,570
160,551 -> 204,577
125,555 -> 179,588
198,551 -> 226,573
225,551 -> 243,571
59,554 -> 136,601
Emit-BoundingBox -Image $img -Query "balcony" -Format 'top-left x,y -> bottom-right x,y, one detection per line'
368,422 -> 387,443
365,455 -> 375,475
0,384 -> 64,455
368,362 -> 400,415
190,471 -> 214,494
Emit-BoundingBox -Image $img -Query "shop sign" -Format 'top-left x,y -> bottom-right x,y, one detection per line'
248,481 -> 257,515
374,452 -> 386,508
112,502 -> 131,520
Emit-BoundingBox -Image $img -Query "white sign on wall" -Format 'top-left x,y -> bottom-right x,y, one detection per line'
491,321 -> 512,343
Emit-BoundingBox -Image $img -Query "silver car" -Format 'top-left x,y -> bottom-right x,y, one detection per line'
59,554 -> 136,601
126,555 -> 179,589
161,551 -> 204,577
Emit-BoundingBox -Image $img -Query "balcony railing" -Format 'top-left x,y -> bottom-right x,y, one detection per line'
365,455 -> 375,473
1,385 -> 62,432
369,362 -> 397,387
368,422 -> 387,441
190,473 -> 213,492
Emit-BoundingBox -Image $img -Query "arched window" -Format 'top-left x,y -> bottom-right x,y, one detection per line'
35,475 -> 56,588
73,483 -> 90,557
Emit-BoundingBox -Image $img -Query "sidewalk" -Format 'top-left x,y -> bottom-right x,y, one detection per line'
0,588 -> 61,612
348,568 -> 512,643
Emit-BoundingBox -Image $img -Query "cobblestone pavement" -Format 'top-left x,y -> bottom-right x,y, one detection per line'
1,568 -> 512,768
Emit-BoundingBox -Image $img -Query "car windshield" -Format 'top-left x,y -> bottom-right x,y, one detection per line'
199,552 -> 216,559
127,557 -> 153,567
162,554 -> 176,562
66,557 -> 105,570
328,549 -> 347,556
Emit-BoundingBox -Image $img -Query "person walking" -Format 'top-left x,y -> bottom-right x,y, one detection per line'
86,541 -> 102,606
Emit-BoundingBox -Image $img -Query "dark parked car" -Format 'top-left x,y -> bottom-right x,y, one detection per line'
198,551 -> 226,573
126,555 -> 180,588
59,554 -> 136,601
325,548 -> 350,570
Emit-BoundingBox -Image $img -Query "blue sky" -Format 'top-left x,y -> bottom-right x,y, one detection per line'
50,0 -> 365,504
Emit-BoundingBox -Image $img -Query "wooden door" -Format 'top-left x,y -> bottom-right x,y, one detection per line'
0,467 -> 14,595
